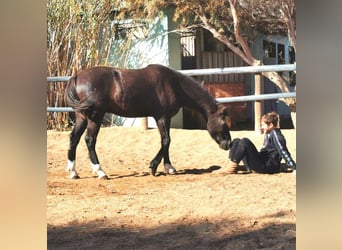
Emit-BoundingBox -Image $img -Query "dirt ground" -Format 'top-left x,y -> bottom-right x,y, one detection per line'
47,126 -> 296,250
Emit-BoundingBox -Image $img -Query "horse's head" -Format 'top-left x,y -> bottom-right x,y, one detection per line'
207,105 -> 232,150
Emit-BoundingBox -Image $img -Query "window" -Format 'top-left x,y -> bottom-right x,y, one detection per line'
203,29 -> 227,52
263,40 -> 276,58
277,43 -> 285,64
289,46 -> 296,87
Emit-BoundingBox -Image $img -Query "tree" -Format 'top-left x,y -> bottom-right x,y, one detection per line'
47,0 -> 154,129
47,0 -> 125,77
280,0 -> 296,53
122,0 -> 296,102
47,0 -> 117,129
240,0 -> 296,52
47,0 -> 296,129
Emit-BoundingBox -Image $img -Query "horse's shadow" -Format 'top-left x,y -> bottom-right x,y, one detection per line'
100,163 -> 294,179
106,165 -> 222,179
108,172 -> 150,179
173,165 -> 221,175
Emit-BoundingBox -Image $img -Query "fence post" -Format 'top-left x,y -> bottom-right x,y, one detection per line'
254,73 -> 263,133
141,117 -> 148,130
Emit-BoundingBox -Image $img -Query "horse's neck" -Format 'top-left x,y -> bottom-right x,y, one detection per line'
193,99 -> 217,121
179,78 -> 217,120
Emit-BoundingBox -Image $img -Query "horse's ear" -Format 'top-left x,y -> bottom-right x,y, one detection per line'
218,104 -> 232,128
112,69 -> 122,79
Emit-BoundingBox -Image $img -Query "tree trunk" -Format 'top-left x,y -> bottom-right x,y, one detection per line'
198,0 -> 294,105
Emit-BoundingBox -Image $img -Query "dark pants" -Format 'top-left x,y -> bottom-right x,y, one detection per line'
229,138 -> 264,173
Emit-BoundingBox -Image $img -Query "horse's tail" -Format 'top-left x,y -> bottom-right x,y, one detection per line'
65,75 -> 92,112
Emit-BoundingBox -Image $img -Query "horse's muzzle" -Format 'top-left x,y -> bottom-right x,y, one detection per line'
219,139 -> 231,150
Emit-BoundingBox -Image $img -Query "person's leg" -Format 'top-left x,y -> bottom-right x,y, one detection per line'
238,138 -> 264,173
229,138 -> 253,164
227,138 -> 241,173
228,138 -> 240,161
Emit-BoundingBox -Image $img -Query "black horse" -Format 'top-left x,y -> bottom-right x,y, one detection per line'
65,64 -> 232,179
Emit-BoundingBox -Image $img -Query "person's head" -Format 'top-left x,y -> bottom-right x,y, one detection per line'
261,111 -> 280,134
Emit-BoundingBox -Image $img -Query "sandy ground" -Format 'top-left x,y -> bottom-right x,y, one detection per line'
47,126 -> 296,249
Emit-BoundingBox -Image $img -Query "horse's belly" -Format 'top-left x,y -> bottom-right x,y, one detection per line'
106,103 -> 154,118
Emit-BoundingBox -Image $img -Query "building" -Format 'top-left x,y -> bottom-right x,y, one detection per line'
112,11 -> 295,129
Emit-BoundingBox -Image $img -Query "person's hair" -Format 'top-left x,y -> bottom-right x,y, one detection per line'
261,111 -> 280,127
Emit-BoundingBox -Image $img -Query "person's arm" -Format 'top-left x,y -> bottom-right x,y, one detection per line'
271,130 -> 296,169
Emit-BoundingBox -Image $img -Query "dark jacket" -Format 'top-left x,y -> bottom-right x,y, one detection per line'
259,128 -> 296,173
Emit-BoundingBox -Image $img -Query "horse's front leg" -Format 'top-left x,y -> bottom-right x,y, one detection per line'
66,113 -> 87,179
149,117 -> 176,176
85,117 -> 109,180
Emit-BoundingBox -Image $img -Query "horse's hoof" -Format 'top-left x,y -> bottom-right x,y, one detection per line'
98,175 -> 109,180
71,174 -> 80,179
149,167 -> 157,176
164,164 -> 176,175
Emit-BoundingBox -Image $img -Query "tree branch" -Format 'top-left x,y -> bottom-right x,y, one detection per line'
227,0 -> 258,65
196,0 -> 290,95
196,3 -> 252,64
281,0 -> 296,52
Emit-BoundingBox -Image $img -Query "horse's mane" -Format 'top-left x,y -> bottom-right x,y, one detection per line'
170,68 -> 218,119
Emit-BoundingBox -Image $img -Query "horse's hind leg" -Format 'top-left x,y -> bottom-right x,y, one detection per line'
149,117 -> 176,176
85,116 -> 109,179
67,112 -> 87,179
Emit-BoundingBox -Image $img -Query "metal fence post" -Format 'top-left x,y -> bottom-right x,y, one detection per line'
254,73 -> 263,134
47,64 -> 296,131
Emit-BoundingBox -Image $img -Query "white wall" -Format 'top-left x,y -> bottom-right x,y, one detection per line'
114,14 -> 183,128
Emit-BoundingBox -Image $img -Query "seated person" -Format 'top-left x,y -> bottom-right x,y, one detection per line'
228,111 -> 296,174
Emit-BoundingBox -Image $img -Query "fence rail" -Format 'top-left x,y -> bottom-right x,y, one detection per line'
47,64 -> 296,82
179,63 -> 296,76
47,64 -> 296,112
47,92 -> 296,113
47,76 -> 71,82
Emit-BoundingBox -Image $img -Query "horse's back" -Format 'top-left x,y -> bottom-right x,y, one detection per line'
74,64 -> 174,88
76,66 -> 116,84
67,64 -> 182,118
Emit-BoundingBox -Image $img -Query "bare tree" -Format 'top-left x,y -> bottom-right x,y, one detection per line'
47,0 -> 117,129
213,0 -> 290,93
280,0 -> 296,53
47,0 -> 146,129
